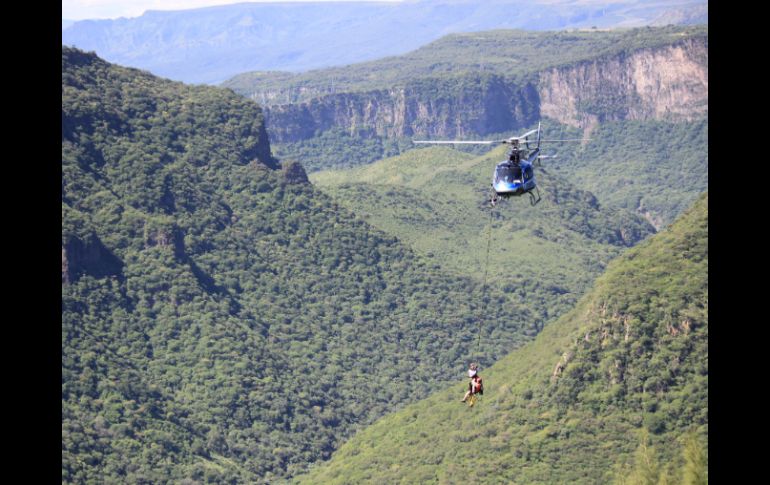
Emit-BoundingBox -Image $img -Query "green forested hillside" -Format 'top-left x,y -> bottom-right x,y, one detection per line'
273,127 -> 414,173
312,145 -> 656,324
62,48 -> 551,483
298,193 -> 707,484
544,119 -> 708,228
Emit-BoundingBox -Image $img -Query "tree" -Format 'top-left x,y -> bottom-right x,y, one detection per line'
682,432 -> 707,485
613,429 -> 661,485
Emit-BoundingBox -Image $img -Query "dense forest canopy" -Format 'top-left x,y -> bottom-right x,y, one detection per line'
537,119 -> 708,228
62,47 -> 596,483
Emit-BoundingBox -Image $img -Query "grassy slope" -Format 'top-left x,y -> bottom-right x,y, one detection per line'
298,192 -> 707,484
312,145 -> 656,324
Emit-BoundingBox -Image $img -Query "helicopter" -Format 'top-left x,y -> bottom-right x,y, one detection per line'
414,122 -> 581,206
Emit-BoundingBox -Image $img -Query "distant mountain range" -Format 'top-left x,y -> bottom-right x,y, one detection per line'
61,0 -> 708,84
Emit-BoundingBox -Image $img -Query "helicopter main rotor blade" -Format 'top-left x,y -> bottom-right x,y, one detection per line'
538,139 -> 590,142
413,140 -> 501,145
512,128 -> 538,140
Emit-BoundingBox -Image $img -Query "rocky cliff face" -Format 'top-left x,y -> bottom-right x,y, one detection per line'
265,74 -> 540,143
263,37 -> 707,143
538,37 -> 708,131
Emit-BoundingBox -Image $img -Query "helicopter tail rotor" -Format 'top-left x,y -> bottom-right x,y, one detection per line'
536,153 -> 557,167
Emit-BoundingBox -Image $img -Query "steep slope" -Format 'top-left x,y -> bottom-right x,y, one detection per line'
538,36 -> 707,130
63,1 -> 708,84
62,48 -> 546,483
298,193 -> 707,484
312,145 -> 657,325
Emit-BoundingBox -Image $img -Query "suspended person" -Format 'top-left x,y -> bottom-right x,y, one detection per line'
461,363 -> 483,402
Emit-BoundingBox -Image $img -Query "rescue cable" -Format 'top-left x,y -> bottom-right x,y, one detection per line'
476,207 -> 495,357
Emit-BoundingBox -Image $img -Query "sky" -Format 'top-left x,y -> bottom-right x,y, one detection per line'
63,0 -> 405,20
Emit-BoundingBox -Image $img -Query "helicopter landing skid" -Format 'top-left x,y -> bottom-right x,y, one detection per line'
490,187 -> 541,207
528,187 -> 542,206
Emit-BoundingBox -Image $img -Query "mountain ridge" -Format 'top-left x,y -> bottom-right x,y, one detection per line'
62,1 -> 708,84
256,29 -> 706,147
227,26 -> 707,105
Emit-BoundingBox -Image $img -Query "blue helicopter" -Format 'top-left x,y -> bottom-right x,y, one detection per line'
414,122 -> 579,206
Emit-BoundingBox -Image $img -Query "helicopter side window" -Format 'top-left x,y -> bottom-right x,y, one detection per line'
523,166 -> 532,181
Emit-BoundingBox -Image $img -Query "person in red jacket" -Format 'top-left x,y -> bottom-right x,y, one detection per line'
461,363 -> 483,402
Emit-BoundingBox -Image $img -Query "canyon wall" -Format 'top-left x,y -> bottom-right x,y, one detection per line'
263,37 -> 707,143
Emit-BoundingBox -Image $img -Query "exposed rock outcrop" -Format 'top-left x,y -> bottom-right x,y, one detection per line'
538,38 -> 708,129
265,74 -> 540,143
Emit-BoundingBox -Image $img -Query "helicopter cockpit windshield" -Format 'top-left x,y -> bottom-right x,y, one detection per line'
495,164 -> 522,183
